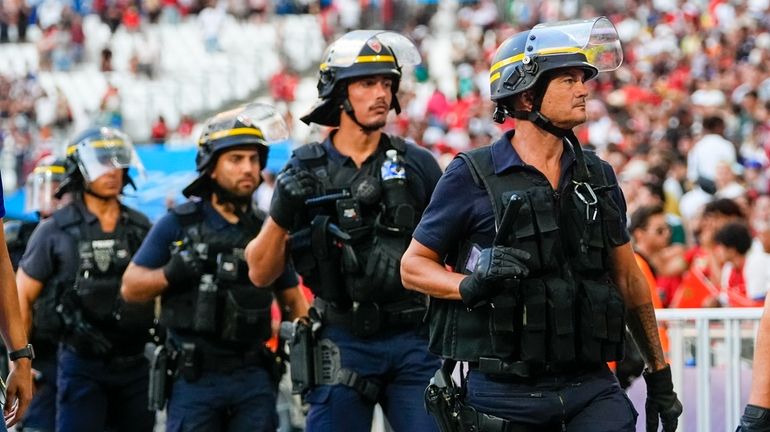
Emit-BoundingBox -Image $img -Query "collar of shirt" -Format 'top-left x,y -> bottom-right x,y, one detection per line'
73,196 -> 102,226
490,129 -> 577,186
201,200 -> 234,231
322,131 -> 386,167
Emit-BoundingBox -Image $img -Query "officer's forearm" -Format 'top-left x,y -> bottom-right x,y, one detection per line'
121,262 -> 166,303
276,286 -> 309,321
0,227 -> 29,352
401,241 -> 463,300
749,301 -> 770,407
16,269 -> 43,337
246,218 -> 289,287
626,303 -> 667,371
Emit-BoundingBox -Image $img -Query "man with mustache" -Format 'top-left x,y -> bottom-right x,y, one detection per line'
121,103 -> 308,432
401,18 -> 682,432
16,127 -> 155,432
246,31 -> 443,431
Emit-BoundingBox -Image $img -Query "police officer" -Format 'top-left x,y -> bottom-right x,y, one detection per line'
16,127 -> 155,432
0,172 -> 35,431
738,296 -> 770,431
246,30 -> 443,431
6,156 -> 70,271
12,156 -> 69,432
400,18 -> 683,432
121,103 -> 309,432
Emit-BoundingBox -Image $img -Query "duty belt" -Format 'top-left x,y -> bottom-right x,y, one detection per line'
313,297 -> 425,337
470,357 -> 603,380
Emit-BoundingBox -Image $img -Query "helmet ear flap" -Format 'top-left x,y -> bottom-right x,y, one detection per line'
318,69 -> 336,97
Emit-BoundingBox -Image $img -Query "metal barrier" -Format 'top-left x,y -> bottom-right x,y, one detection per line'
655,307 -> 764,432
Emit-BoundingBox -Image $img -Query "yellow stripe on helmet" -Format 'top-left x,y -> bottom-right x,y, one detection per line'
490,72 -> 501,83
489,47 -> 584,74
33,165 -> 66,174
202,127 -> 264,146
66,139 -> 126,155
354,55 -> 395,64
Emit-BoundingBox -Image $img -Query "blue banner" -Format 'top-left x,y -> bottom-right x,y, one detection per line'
3,142 -> 292,222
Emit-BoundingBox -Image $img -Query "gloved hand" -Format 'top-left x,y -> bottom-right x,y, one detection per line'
58,297 -> 113,356
364,236 -> 405,292
643,365 -> 683,432
270,168 -> 318,229
459,246 -> 530,307
163,249 -> 202,289
71,317 -> 113,356
738,404 -> 770,432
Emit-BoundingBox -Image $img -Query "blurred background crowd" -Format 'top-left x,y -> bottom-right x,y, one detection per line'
3,0 -> 770,317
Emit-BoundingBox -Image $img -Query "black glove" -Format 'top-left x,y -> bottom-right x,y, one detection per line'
459,246 -> 530,307
643,365 -> 683,432
738,404 -> 770,432
270,168 -> 318,229
58,294 -> 113,356
364,235 -> 404,293
163,249 -> 202,289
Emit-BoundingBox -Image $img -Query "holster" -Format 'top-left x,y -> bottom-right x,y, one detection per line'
145,342 -> 171,411
281,317 -> 319,396
424,360 -> 460,432
282,312 -> 381,402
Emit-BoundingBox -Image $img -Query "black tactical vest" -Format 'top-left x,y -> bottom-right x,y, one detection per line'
288,135 -> 420,307
428,145 -> 627,369
54,202 -> 153,354
160,201 -> 274,348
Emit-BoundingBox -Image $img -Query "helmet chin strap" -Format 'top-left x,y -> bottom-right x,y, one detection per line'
511,109 -> 572,138
84,188 -> 117,201
341,98 -> 382,133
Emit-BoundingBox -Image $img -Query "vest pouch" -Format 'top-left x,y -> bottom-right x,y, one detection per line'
528,188 -> 560,272
519,279 -> 547,363
507,195 -> 542,273
544,277 -> 576,363
599,189 -> 627,246
603,284 -> 625,362
221,287 -> 272,343
160,291 -> 196,330
32,292 -> 63,342
115,298 -> 155,331
76,278 -> 119,323
577,280 -> 610,363
488,288 -> 519,358
564,192 -> 605,273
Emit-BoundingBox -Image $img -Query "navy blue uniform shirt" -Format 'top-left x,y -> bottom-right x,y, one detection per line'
414,130 -> 629,261
278,132 -> 443,216
133,199 -> 298,290
0,172 -> 5,218
20,200 -> 88,284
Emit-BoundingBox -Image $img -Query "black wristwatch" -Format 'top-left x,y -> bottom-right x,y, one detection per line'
8,344 -> 35,361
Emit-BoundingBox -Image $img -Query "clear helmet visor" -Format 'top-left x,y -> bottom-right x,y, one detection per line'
24,166 -> 69,214
527,16 -> 623,72
320,30 -> 422,70
69,129 -> 145,183
236,103 -> 290,144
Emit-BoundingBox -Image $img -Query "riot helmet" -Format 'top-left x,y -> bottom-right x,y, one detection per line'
56,127 -> 144,199
183,103 -> 289,198
489,17 -> 622,136
24,155 -> 69,216
301,30 -> 421,128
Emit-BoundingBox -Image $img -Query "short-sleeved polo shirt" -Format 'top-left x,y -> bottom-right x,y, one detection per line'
413,130 -> 629,261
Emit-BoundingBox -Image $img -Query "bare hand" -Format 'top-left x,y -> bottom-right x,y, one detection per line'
4,359 -> 33,427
